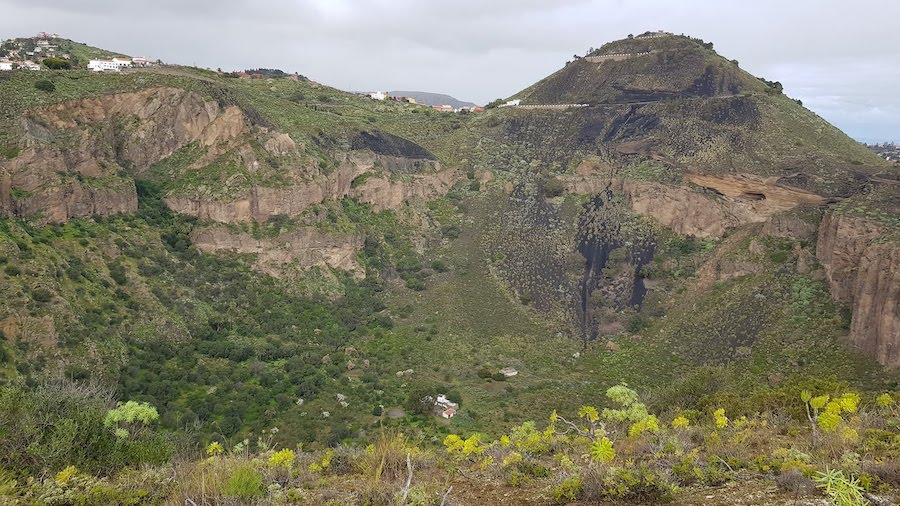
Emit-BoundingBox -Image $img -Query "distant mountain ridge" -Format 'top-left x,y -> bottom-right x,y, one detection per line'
388,90 -> 477,108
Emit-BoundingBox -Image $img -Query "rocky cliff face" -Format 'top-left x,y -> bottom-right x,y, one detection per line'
350,168 -> 465,212
164,161 -> 367,223
817,212 -> 900,368
191,225 -> 365,279
166,158 -> 463,223
564,162 -> 828,238
1,87 -> 248,222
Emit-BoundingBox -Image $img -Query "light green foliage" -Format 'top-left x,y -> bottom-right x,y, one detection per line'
876,393 -> 895,408
551,476 -> 583,503
814,468 -> 867,506
508,421 -> 552,454
443,434 -> 486,458
103,401 -> 159,438
104,401 -> 159,428
713,408 -> 729,429
268,448 -> 295,470
206,442 -> 224,457
578,405 -> 599,423
55,465 -> 78,486
672,416 -> 690,429
223,465 -> 264,499
589,437 -> 615,463
802,391 -> 861,433
628,415 -> 660,437
308,449 -> 334,473
601,384 -> 652,425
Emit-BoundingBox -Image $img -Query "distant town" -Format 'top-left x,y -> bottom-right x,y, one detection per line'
866,142 -> 900,164
362,91 -> 483,113
0,32 -> 158,72
1,32 -> 484,113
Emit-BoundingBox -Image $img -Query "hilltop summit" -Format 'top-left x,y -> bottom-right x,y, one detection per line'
498,32 -> 885,198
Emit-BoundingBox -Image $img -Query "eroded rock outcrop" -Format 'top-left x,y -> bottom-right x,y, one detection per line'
565,164 -> 828,238
817,213 -> 900,368
166,154 -> 463,223
350,168 -> 465,212
1,87 -> 248,222
565,173 -> 741,238
165,162 -> 367,223
191,226 -> 365,279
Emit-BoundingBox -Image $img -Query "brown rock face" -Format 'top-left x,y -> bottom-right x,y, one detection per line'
565,170 -> 827,239
1,87 -> 248,222
166,158 -> 464,223
817,213 -> 900,368
350,168 -> 465,212
191,226 -> 365,279
762,212 -> 819,242
164,162 -> 366,223
564,175 -> 742,238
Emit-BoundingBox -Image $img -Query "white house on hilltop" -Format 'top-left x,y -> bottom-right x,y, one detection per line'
368,91 -> 386,100
88,58 -> 132,72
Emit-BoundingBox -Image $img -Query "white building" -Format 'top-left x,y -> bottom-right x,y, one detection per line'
0,61 -> 13,71
435,394 -> 458,410
499,99 -> 521,108
368,91 -> 386,100
130,56 -> 154,67
20,61 -> 41,70
88,58 -> 132,72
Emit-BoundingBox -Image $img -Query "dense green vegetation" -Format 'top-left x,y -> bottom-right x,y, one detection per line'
1,382 -> 897,505
1,32 -> 898,505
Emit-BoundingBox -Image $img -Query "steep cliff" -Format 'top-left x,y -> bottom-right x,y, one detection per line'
0,87 -> 248,222
164,161 -> 463,223
817,210 -> 900,368
190,225 -> 365,279
563,162 -> 827,238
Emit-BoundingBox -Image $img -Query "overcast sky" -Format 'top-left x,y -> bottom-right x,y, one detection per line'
2,0 -> 898,142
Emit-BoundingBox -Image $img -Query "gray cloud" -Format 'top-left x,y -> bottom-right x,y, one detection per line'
1,0 -> 898,141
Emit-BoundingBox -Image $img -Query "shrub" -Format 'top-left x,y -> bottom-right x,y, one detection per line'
599,463 -> 677,502
268,448 -> 295,470
223,465 -> 264,499
31,287 -> 53,302
43,57 -> 72,70
356,432 -> 410,481
814,468 -> 867,506
775,468 -> 816,496
4,265 -> 20,276
0,384 -> 168,473
551,475 -> 583,502
34,79 -> 55,92
108,261 -> 128,285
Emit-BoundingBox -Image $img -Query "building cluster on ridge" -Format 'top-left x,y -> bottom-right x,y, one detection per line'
0,32 -> 157,72
363,91 -> 484,113
87,56 -> 156,72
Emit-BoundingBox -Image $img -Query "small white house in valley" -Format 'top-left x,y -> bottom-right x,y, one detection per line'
499,99 -> 521,108
0,61 -> 14,71
435,394 -> 458,410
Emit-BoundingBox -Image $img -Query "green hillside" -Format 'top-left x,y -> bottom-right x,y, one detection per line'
0,33 -> 899,505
